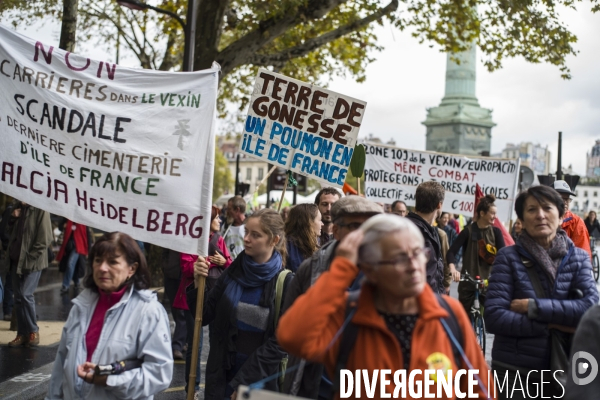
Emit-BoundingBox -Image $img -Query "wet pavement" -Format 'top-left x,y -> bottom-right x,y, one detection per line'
156,329 -> 209,400
3,265 -> 75,323
0,264 -> 211,399
0,266 -> 73,385
0,345 -> 58,383
32,287 -> 76,322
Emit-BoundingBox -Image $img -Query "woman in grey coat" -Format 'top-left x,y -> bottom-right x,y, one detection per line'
46,232 -> 173,399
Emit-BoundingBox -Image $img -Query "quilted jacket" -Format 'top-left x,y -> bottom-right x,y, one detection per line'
484,238 -> 599,370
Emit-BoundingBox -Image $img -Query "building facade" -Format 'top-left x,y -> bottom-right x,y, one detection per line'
220,137 -> 268,195
422,45 -> 496,156
501,142 -> 552,175
586,140 -> 600,178
572,185 -> 600,215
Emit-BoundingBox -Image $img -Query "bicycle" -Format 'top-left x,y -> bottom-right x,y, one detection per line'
591,239 -> 599,282
460,271 -> 487,353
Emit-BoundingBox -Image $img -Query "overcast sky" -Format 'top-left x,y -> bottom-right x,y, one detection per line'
7,3 -> 600,175
326,4 -> 600,177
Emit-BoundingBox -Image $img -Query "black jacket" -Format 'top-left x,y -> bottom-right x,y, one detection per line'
585,219 -> 600,237
279,240 -> 338,398
406,212 -> 444,294
187,253 -> 293,400
161,248 -> 182,280
446,223 -> 505,266
0,204 -> 15,251
485,242 -> 598,370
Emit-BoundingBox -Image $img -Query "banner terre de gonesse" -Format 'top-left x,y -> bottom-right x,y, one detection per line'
250,72 -> 364,146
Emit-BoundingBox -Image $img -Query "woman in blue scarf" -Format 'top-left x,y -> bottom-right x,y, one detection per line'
191,208 -> 292,400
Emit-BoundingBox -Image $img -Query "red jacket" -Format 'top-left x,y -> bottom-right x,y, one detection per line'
277,257 -> 495,399
56,220 -> 88,261
563,210 -> 592,260
174,234 -> 232,310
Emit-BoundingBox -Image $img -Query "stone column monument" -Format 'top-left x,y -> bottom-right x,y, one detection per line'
422,45 -> 495,155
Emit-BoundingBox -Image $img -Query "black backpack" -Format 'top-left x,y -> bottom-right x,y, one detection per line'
333,291 -> 464,393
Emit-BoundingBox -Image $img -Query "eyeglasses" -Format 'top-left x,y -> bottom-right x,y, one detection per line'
336,221 -> 363,231
372,248 -> 432,268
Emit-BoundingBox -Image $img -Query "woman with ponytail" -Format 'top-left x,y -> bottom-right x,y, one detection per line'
447,194 -> 506,313
191,209 -> 293,400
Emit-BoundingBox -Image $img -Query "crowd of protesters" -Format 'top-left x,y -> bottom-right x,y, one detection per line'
0,177 -> 599,399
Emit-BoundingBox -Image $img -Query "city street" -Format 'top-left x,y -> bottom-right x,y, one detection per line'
2,2 -> 600,398
0,265 -> 209,400
0,263 -> 596,399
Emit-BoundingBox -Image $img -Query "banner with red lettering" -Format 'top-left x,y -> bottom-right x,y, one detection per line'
239,68 -> 367,188
363,142 -> 520,221
0,25 -> 218,255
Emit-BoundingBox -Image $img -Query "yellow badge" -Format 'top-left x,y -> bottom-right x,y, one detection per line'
486,243 -> 497,255
426,352 -> 452,382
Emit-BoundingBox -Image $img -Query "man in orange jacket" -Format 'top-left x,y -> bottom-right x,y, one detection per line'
553,180 -> 592,260
278,215 -> 494,399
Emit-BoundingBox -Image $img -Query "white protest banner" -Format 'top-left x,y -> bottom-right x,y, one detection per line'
239,68 -> 366,188
363,142 -> 520,222
0,25 -> 218,255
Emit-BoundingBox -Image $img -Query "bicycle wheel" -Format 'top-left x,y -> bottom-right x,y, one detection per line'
593,255 -> 599,282
472,313 -> 486,353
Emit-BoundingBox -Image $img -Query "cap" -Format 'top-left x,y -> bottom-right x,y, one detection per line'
553,180 -> 576,196
331,196 -> 383,222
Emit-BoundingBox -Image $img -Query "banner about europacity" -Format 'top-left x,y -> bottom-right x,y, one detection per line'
0,24 -> 218,255
363,142 -> 520,222
239,68 -> 367,188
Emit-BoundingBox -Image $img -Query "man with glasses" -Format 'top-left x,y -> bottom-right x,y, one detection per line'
280,196 -> 382,399
553,180 -> 592,259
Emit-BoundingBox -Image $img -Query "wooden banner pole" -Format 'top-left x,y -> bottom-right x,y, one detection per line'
277,184 -> 288,212
187,275 -> 206,400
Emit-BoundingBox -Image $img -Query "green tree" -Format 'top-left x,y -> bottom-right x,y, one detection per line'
2,0 -> 596,114
213,145 -> 233,202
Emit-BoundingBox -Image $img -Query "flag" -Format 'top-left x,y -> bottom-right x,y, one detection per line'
494,218 -> 515,246
343,182 -> 358,196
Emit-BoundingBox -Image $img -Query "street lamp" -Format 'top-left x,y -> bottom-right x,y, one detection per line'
116,0 -> 196,72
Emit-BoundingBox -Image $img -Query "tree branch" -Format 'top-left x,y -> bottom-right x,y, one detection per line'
125,12 -> 152,68
84,7 -> 146,63
215,0 -> 350,75
250,0 -> 398,67
158,29 -> 180,71
193,0 -> 231,70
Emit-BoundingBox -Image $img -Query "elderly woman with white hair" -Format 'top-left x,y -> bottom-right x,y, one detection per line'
278,214 -> 493,399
